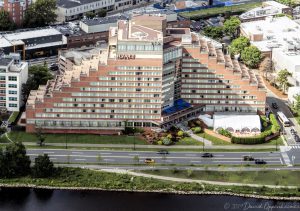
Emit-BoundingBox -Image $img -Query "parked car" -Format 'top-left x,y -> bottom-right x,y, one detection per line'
243,156 -> 254,161
272,102 -> 278,109
157,150 -> 169,155
201,153 -> 213,158
144,158 -> 155,164
255,159 -> 267,164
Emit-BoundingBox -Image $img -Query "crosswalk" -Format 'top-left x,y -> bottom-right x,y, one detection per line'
290,145 -> 300,149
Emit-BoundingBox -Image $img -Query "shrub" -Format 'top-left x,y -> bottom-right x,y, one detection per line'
269,114 -> 280,133
177,130 -> 184,138
193,127 -> 202,134
263,121 -> 268,128
162,137 -> 172,146
157,140 -> 162,145
32,154 -> 54,178
218,128 -> 232,138
167,134 -> 173,139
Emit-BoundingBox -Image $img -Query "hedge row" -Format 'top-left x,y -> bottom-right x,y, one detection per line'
231,114 -> 280,144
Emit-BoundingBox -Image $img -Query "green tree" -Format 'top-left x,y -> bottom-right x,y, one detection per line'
223,16 -> 241,39
229,36 -> 250,56
0,142 -> 31,177
85,11 -> 96,19
277,69 -> 292,93
32,154 -> 54,178
22,65 -> 53,100
202,26 -> 224,40
23,0 -> 57,28
97,9 -> 107,17
294,95 -> 300,111
241,45 -> 262,68
35,127 -> 46,146
0,10 -> 16,31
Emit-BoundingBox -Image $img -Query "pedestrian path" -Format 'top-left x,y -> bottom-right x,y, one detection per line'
177,123 -> 212,146
100,168 -> 297,189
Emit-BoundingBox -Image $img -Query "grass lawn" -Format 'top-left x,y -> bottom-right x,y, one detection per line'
197,132 -> 232,145
7,131 -> 148,145
8,111 -> 19,124
140,169 -> 300,186
1,167 -> 300,197
176,137 -> 203,145
263,137 -> 284,146
180,2 -> 261,19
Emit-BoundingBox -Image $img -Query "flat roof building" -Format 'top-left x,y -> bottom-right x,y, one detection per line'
25,14 -> 266,134
0,53 -> 28,111
0,27 -> 67,60
240,16 -> 300,86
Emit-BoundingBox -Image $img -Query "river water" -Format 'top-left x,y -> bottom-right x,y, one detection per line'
0,188 -> 299,211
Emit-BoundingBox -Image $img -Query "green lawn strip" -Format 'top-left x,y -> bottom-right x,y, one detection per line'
8,131 -> 148,145
197,132 -> 232,145
24,145 -> 277,152
139,169 -> 300,186
176,137 -> 203,145
0,167 -> 299,197
180,2 -> 261,19
8,111 -> 20,124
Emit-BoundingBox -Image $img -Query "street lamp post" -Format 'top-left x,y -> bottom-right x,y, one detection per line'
65,132 -> 68,149
202,134 -> 205,152
133,127 -> 136,151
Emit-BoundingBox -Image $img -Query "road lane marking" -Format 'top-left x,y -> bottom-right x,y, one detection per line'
101,153 -> 112,155
43,151 -> 54,154
165,160 -> 173,162
191,161 -> 201,163
72,152 -> 83,154
185,154 -> 197,156
49,158 -> 57,160
74,158 -> 86,161
129,154 -> 139,156
103,159 -> 115,162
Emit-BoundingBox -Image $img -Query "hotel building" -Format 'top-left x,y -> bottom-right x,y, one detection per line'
25,14 -> 266,134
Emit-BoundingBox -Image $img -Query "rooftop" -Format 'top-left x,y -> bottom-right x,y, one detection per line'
0,58 -> 12,67
241,16 -> 300,52
1,27 -> 62,41
57,0 -> 111,9
81,15 -> 128,26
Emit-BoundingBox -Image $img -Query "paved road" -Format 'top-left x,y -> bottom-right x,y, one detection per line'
267,91 -> 300,146
27,149 -> 284,165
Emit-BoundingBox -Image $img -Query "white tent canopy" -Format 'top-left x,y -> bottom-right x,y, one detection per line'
213,115 -> 261,133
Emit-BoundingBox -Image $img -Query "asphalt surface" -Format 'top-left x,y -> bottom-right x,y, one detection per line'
27,149 -> 284,165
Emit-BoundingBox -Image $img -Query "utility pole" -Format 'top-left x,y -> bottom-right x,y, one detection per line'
202,134 -> 205,152
65,132 -> 68,149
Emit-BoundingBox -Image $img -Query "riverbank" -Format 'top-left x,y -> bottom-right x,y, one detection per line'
0,167 -> 300,200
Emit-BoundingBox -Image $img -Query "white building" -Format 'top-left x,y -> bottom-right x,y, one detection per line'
241,16 -> 300,86
0,53 -> 28,111
239,1 -> 292,22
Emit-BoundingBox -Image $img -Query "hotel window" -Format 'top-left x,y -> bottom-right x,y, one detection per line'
8,76 -> 17,81
8,90 -> 17,94
9,103 -> 17,107
0,76 -> 5,80
0,84 -> 5,87
9,97 -> 17,101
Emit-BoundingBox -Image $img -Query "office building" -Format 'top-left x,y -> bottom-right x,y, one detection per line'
0,53 -> 28,111
241,16 -> 300,86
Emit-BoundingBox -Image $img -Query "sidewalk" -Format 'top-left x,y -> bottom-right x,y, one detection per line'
20,142 -> 277,149
177,123 -> 212,146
